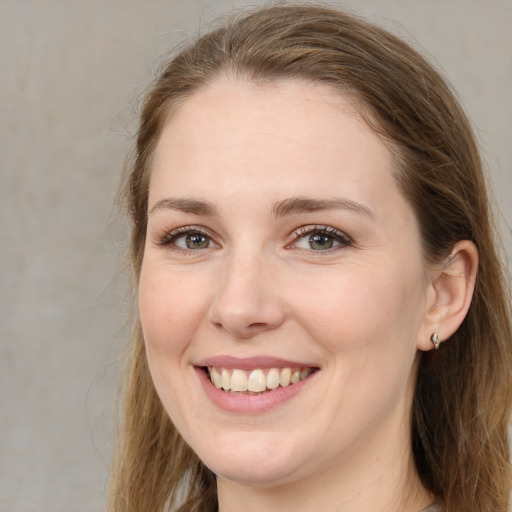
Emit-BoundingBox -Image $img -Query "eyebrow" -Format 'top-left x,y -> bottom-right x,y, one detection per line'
271,196 -> 375,219
149,197 -> 217,216
148,195 -> 375,219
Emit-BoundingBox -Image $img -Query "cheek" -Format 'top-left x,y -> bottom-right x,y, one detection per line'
294,263 -> 425,425
288,261 -> 425,358
138,260 -> 209,359
138,261 -> 210,426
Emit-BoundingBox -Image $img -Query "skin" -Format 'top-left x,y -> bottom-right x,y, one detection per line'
139,78 -> 445,511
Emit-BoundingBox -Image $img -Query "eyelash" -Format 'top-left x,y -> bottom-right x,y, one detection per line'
156,226 -> 216,252
155,224 -> 352,254
290,225 -> 352,253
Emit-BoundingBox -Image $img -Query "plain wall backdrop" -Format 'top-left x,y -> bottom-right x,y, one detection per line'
1,1 -> 511,510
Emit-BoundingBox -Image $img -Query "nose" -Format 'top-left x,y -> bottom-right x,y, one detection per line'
208,250 -> 285,339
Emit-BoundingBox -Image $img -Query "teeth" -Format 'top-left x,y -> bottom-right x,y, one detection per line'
266,368 -> 280,389
210,368 -> 222,388
207,366 -> 314,393
280,368 -> 291,387
231,369 -> 248,392
248,369 -> 267,392
300,368 -> 312,380
221,368 -> 231,390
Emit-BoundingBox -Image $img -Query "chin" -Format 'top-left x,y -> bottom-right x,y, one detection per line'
191,430 -> 309,487
211,458 -> 305,487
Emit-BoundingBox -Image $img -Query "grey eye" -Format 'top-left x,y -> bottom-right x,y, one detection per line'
175,233 -> 212,249
294,232 -> 342,251
308,233 -> 335,250
292,226 -> 351,252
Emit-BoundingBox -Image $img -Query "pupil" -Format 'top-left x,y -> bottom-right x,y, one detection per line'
310,234 -> 333,250
186,234 -> 208,249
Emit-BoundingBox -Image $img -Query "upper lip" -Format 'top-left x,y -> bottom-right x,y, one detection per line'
196,355 -> 318,370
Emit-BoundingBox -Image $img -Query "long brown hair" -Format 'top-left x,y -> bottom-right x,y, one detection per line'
109,5 -> 512,511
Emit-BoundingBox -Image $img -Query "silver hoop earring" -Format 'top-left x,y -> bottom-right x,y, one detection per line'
430,332 -> 440,350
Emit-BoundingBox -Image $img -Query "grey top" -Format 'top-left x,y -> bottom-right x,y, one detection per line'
420,504 -> 444,512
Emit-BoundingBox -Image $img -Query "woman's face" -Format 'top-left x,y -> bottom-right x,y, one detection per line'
139,79 -> 432,488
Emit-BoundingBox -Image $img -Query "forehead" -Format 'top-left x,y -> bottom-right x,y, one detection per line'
155,78 -> 371,154
149,78 -> 401,218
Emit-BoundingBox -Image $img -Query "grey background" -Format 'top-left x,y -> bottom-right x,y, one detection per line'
1,1 -> 511,511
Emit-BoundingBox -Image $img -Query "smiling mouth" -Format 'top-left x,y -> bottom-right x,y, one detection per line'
203,366 -> 317,394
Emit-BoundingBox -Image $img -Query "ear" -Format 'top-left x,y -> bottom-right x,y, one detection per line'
417,240 -> 479,351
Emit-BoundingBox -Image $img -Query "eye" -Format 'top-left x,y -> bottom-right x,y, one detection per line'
291,225 -> 351,252
176,232 -> 212,249
157,226 -> 217,251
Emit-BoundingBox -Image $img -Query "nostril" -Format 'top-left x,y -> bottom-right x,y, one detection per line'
208,291 -> 285,337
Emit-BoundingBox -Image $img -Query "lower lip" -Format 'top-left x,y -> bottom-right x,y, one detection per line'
195,367 -> 315,413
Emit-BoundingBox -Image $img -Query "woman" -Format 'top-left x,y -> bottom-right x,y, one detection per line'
109,5 -> 512,511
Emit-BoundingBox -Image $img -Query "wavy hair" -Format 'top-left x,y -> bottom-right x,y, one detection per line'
109,5 -> 512,511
